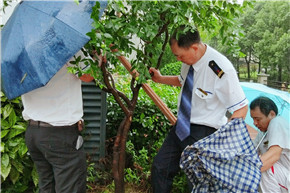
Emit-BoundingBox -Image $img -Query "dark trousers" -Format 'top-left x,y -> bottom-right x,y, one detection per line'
151,124 -> 216,193
25,123 -> 87,193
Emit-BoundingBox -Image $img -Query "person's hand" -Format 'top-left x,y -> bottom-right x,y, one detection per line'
77,120 -> 84,132
149,68 -> 162,83
79,73 -> 94,82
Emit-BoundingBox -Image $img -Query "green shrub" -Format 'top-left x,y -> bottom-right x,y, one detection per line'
1,92 -> 38,193
160,61 -> 182,76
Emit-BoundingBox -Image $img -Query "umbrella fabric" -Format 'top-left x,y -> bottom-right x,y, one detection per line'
1,0 -> 107,99
241,82 -> 290,129
180,118 -> 262,193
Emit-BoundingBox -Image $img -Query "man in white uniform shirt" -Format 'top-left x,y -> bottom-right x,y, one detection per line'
149,25 -> 248,192
22,50 -> 95,193
250,96 -> 290,193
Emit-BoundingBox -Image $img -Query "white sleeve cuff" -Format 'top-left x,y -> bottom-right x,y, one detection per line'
227,98 -> 248,113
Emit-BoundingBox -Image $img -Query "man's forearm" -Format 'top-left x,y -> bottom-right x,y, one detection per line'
230,105 -> 248,120
156,76 -> 181,87
260,145 -> 282,172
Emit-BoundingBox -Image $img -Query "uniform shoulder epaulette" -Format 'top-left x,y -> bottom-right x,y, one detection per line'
208,60 -> 224,78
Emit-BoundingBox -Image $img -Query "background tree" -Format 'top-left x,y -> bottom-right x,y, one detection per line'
253,1 -> 290,84
238,3 -> 263,79
206,1 -> 289,86
233,1 -> 289,84
74,1 -> 251,192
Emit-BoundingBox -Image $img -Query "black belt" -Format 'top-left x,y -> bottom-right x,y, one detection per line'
29,120 -> 77,128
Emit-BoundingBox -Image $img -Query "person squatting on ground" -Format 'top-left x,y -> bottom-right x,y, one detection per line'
250,96 -> 290,193
149,25 -> 249,193
22,51 -> 95,193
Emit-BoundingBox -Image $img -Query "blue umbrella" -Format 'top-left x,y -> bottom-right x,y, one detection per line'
240,82 -> 290,129
1,0 -> 107,99
180,118 -> 262,193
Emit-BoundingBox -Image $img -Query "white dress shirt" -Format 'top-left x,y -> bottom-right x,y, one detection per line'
178,45 -> 248,129
22,55 -> 83,126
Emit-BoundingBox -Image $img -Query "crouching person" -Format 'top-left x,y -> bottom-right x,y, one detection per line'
250,96 -> 290,193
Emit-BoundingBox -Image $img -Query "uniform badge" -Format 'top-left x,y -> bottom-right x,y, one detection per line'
209,60 -> 224,78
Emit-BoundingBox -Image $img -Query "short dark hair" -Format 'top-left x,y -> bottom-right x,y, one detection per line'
169,25 -> 201,48
250,96 -> 278,116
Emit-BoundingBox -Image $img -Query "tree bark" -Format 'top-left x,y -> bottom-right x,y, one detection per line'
113,115 -> 133,193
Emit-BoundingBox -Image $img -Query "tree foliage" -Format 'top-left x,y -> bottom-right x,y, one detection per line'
82,0 -> 250,84
239,1 -> 289,82
253,1 -> 289,82
73,1 -> 252,192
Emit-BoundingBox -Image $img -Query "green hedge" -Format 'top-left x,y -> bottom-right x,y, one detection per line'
1,92 -> 38,193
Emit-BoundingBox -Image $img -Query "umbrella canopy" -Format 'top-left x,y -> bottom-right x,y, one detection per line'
241,82 -> 290,129
180,118 -> 262,193
1,0 -> 107,99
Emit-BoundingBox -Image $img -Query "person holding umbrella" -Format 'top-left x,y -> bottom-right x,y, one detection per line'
22,50 -> 98,193
250,96 -> 290,193
149,25 -> 248,192
2,1 -> 108,192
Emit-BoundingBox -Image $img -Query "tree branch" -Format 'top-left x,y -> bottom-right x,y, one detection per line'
156,28 -> 169,69
100,61 -> 131,116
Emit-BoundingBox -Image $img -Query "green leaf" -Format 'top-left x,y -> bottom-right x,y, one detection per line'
103,33 -> 113,39
239,51 -> 246,58
1,142 -> 4,152
18,142 -> 28,157
2,153 -> 9,167
74,0 -> 79,5
2,104 -> 13,120
1,119 -> 10,129
8,109 -> 17,127
1,162 -> 11,180
96,33 -> 102,40
8,139 -> 20,147
32,166 -> 39,186
8,151 -> 16,159
1,130 -> 9,138
0,91 -> 5,97
1,91 -> 7,102
12,159 -> 24,174
9,166 -> 20,184
8,128 -> 24,139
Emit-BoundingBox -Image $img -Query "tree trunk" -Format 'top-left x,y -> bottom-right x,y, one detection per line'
247,49 -> 252,79
244,55 -> 251,79
278,65 -> 282,82
113,115 -> 133,193
258,61 -> 261,74
236,58 -> 240,78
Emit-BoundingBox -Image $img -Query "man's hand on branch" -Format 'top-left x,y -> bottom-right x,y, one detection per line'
149,68 -> 181,87
149,68 -> 162,83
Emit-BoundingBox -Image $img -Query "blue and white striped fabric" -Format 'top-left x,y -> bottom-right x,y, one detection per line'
180,118 -> 262,193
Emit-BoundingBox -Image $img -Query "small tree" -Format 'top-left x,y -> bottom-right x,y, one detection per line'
74,1 -> 251,192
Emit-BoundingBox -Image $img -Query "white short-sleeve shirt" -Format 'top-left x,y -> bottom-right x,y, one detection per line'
178,45 -> 248,129
21,52 -> 84,126
254,116 -> 290,172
